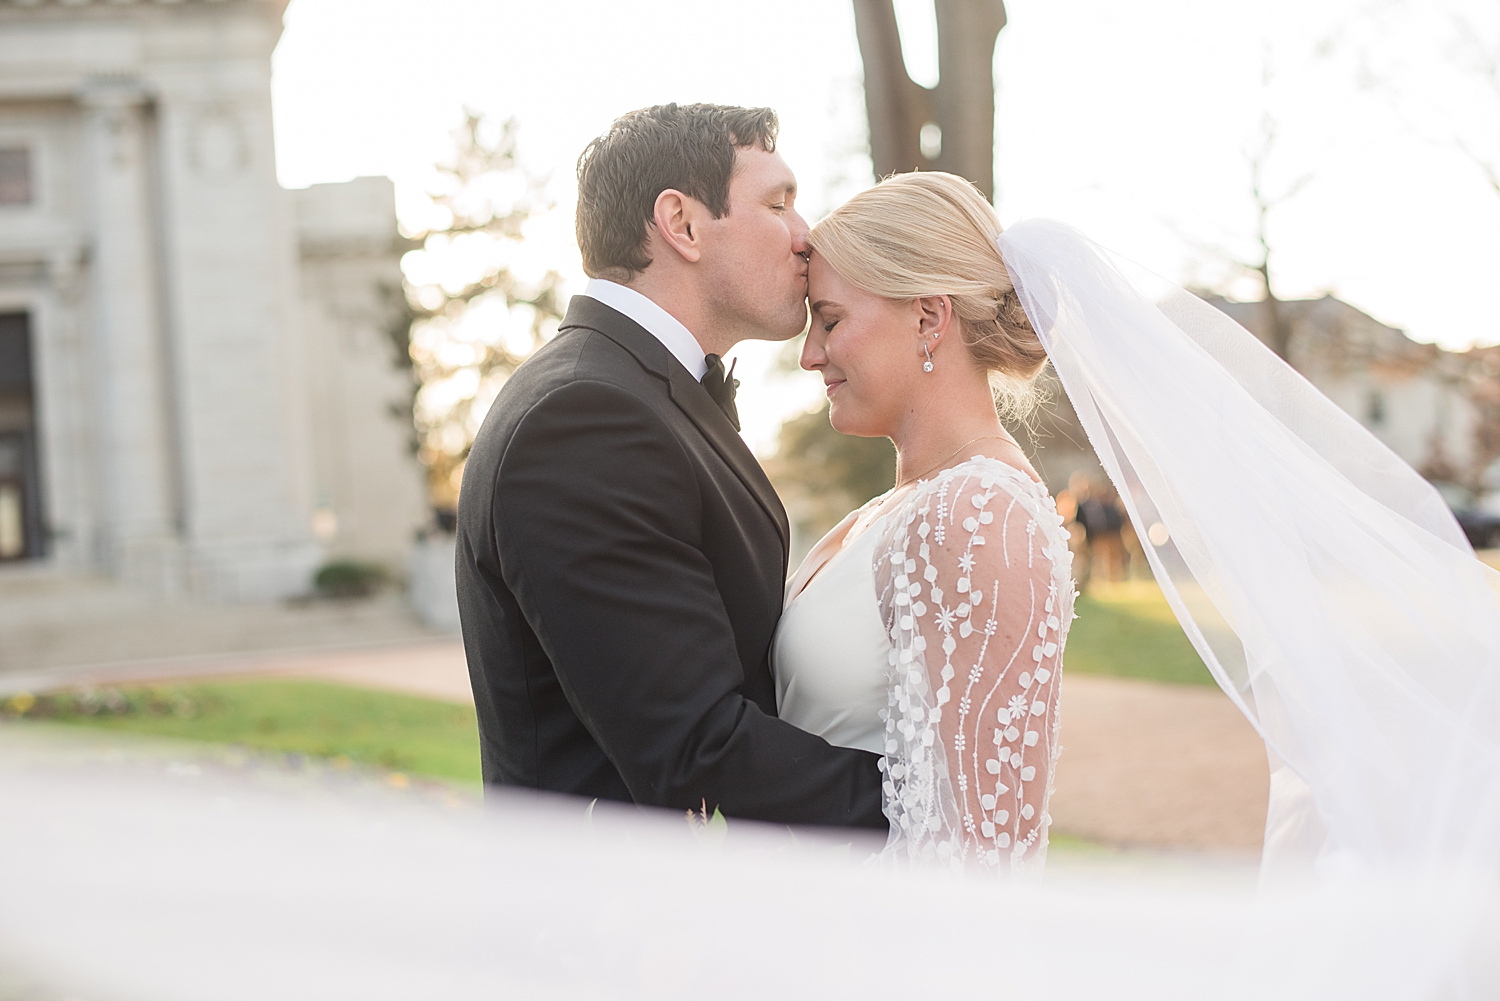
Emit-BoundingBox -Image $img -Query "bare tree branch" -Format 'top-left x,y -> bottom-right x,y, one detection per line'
1449,12 -> 1500,199
1346,5 -> 1500,203
1169,52 -> 1311,363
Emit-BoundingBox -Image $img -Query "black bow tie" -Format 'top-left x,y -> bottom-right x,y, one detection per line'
700,354 -> 740,432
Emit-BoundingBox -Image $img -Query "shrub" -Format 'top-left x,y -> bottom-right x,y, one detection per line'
313,560 -> 389,599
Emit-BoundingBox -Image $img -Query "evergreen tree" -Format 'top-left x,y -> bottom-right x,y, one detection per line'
399,112 -> 565,511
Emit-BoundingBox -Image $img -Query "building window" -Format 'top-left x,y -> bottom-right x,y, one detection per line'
0,447 -> 24,559
0,313 -> 41,560
0,147 -> 32,206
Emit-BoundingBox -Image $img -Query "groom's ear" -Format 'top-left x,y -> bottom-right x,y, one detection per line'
652,188 -> 706,265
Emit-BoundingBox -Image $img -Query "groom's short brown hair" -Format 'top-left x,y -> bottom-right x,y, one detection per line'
576,103 -> 779,281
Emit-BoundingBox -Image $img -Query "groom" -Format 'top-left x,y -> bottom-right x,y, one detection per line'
456,104 -> 886,828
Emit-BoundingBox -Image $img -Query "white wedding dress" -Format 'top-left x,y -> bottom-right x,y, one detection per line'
773,455 -> 1076,873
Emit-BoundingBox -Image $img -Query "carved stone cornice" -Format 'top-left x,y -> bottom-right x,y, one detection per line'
1,1 -> 259,7
0,236 -> 88,298
0,0 -> 289,20
78,76 -> 151,111
46,244 -> 86,301
299,233 -> 424,261
0,0 -> 291,57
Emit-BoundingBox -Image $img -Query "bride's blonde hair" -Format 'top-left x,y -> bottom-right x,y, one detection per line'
808,171 -> 1047,419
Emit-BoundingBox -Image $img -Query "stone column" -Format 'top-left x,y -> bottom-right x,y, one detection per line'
80,79 -> 182,591
152,78 -> 322,601
39,244 -> 97,573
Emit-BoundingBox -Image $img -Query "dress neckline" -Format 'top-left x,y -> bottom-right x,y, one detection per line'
785,456 -> 1045,607
784,485 -> 908,606
784,511 -> 885,608
910,453 -> 1044,489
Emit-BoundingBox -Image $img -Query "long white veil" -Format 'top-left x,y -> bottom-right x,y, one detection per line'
997,219 -> 1500,882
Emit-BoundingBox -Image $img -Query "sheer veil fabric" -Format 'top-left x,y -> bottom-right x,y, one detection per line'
996,219 -> 1500,882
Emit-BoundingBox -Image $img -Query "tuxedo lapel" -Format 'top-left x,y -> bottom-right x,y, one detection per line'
559,296 -> 791,560
664,362 -> 791,559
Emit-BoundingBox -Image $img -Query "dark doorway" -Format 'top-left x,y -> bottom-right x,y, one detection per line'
0,312 -> 43,560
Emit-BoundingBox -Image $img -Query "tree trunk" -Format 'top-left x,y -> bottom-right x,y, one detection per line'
1258,261 -> 1293,361
932,0 -> 1008,195
852,0 -> 1008,198
852,0 -> 932,182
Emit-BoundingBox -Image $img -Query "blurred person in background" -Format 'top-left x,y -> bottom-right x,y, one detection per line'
1055,472 -> 1091,587
1075,472 -> 1127,584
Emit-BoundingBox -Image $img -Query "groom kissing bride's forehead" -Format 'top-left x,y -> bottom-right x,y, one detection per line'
456,96 -> 1500,883
575,103 -> 812,350
455,103 -> 889,829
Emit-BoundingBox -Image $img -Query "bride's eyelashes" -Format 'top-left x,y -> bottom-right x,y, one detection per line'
821,320 -> 839,333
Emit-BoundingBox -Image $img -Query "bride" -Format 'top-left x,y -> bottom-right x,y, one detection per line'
773,172 -> 1071,874
772,171 -> 1500,882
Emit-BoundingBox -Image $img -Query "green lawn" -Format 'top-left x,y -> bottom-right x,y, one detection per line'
3,581 -> 1209,784
5,679 -> 482,784
1065,580 -> 1215,686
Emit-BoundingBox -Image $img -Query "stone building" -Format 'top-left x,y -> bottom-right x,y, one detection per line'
0,0 -> 427,600
1011,294 -> 1481,509
1208,295 -> 1477,484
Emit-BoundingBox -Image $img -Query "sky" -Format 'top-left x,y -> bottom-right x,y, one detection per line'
271,0 -> 1500,454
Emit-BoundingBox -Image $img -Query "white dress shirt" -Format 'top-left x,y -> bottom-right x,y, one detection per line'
581,278 -> 708,380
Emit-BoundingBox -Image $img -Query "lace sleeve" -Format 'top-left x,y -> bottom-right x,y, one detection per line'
874,458 -> 1076,873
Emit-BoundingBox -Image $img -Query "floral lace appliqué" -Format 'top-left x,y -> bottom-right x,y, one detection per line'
874,457 -> 1076,875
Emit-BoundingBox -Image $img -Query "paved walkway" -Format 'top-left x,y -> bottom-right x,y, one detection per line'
0,570 -> 447,685
18,637 -> 1270,854
262,641 -> 475,702
260,643 -> 1269,853
1050,674 -> 1267,851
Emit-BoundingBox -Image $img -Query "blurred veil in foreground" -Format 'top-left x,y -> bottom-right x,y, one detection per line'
0,729 -> 1496,1001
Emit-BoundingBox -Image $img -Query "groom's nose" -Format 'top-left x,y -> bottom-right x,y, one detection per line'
789,209 -> 810,256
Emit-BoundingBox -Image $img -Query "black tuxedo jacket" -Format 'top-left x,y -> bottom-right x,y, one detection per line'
456,295 -> 887,829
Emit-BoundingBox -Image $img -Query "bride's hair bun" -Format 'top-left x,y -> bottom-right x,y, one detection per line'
808,172 -> 1047,416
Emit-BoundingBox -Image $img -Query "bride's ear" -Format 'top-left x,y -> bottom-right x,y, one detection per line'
915,294 -> 953,344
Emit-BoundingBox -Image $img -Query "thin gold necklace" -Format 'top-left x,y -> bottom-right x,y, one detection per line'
897,433 -> 1012,489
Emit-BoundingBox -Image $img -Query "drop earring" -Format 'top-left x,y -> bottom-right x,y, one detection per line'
922,343 -> 935,373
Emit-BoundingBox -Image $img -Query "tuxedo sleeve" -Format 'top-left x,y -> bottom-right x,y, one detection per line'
494,378 -> 886,829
